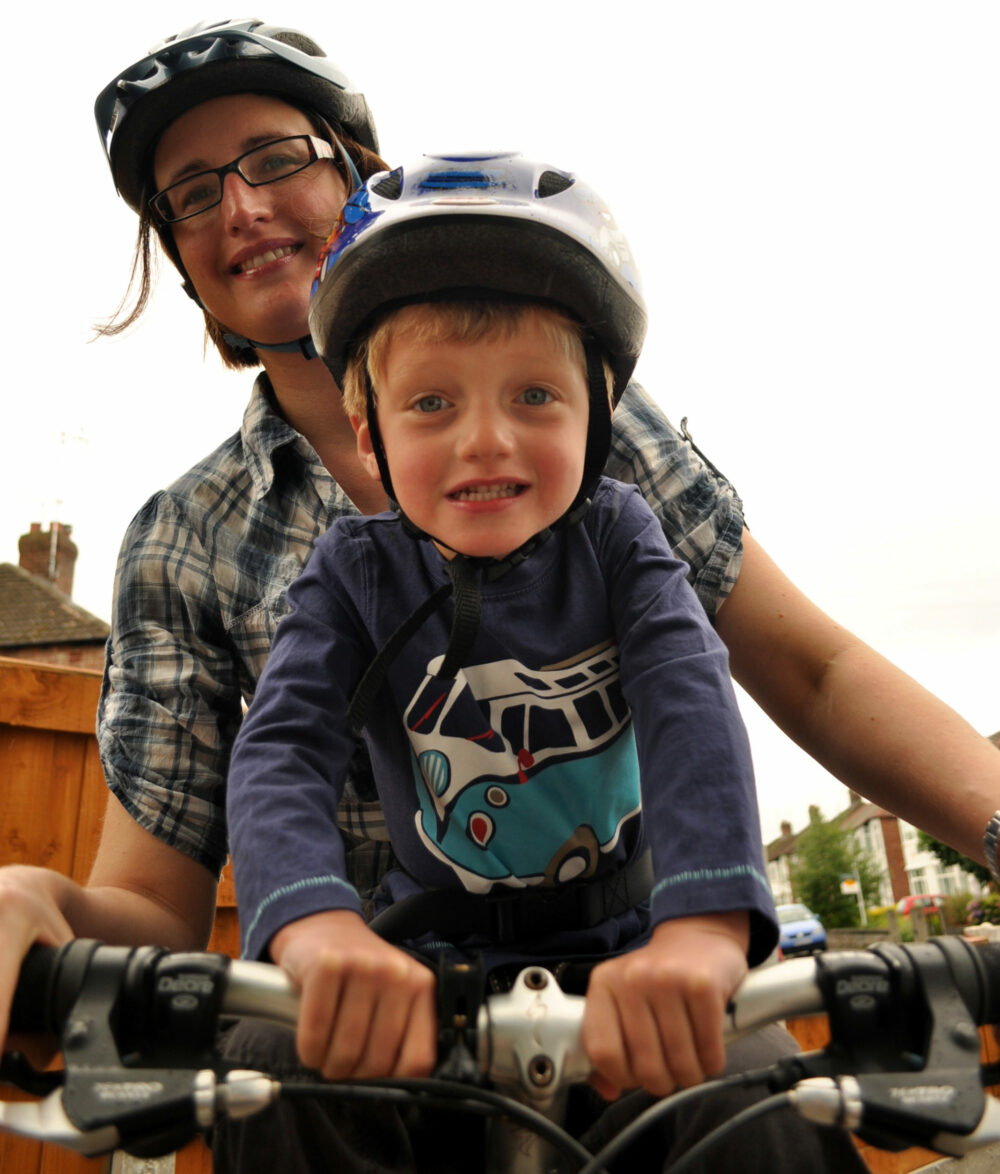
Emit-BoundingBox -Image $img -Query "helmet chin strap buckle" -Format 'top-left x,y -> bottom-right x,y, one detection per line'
221,331 -> 319,360
179,278 -> 320,360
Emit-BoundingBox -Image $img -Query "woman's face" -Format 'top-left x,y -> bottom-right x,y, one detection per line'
153,93 -> 349,347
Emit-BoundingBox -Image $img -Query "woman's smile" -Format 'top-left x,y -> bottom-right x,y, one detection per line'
228,240 -> 304,276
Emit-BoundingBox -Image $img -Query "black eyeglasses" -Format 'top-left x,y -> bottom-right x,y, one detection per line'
149,135 -> 338,224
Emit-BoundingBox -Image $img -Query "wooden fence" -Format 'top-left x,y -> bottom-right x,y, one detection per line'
0,656 -> 225,1173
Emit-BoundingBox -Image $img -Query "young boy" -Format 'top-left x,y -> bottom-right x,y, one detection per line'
226,151 -> 778,1107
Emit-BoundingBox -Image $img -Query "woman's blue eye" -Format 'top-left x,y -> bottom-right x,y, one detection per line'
256,150 -> 300,176
176,178 -> 217,212
521,387 -> 554,405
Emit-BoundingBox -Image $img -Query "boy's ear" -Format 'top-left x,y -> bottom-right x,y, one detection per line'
353,415 -> 384,481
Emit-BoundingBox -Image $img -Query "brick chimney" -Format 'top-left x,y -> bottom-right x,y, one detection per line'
780,821 -> 792,837
18,522 -> 78,598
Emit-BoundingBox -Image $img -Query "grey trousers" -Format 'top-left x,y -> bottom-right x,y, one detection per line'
211,1018 -> 869,1173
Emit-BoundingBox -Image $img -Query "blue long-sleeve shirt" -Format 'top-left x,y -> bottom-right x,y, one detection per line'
228,477 -> 776,968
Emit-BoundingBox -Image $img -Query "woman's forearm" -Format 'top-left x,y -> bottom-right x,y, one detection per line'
77,798 -> 219,950
717,531 -> 1000,864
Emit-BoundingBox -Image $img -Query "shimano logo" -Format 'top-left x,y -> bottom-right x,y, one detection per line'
157,973 -> 214,996
93,1081 -> 165,1103
890,1085 -> 957,1107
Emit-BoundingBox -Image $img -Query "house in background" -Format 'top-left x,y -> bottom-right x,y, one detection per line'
766,778 -> 992,909
0,522 -> 109,670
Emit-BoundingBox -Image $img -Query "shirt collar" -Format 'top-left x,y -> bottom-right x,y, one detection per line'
241,373 -> 311,499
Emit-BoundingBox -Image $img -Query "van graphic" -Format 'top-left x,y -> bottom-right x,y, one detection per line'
403,641 -> 640,891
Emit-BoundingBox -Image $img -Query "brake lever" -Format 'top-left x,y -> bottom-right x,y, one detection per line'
0,1088 -> 120,1156
933,1094 -> 1000,1155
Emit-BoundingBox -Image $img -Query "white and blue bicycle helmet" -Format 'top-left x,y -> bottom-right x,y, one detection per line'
310,150 -> 647,512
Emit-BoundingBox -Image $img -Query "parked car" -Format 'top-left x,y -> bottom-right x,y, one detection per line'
776,903 -> 827,958
895,894 -> 946,918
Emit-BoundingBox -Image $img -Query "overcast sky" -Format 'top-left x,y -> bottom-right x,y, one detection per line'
3,2 -> 997,843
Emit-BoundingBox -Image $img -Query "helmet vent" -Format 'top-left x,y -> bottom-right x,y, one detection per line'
372,171 -> 403,200
537,170 -> 574,198
420,170 -> 493,191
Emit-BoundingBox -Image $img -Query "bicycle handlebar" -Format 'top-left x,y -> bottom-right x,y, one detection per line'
5,936 -> 1000,1169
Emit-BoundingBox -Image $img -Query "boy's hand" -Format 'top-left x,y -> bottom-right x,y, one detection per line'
270,909 -> 437,1081
582,912 -> 749,1100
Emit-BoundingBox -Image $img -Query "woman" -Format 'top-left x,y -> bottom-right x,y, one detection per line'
0,15 -> 996,1172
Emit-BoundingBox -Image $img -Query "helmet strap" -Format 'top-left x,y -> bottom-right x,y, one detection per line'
364,369 -> 397,501
576,334 -> 612,510
222,331 -> 319,359
169,241 -> 322,358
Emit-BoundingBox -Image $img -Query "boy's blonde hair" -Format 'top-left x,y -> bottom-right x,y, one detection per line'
341,300 -> 614,420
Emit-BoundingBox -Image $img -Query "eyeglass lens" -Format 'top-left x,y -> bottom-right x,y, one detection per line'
153,137 -> 322,222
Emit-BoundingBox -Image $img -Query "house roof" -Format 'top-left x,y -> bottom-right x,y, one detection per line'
766,826 -> 799,862
767,795 -> 891,862
836,798 -> 891,833
0,563 -> 109,647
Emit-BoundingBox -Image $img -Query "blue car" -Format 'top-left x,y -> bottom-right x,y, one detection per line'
777,903 -> 827,958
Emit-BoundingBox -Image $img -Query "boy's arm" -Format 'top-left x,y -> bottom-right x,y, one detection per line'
226,547 -> 438,1080
270,909 -> 436,1080
599,485 -> 776,961
718,533 -> 1000,866
227,533 -> 372,963
582,912 -> 749,1098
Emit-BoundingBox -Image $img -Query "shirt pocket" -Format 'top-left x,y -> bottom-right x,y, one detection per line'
226,555 -> 304,687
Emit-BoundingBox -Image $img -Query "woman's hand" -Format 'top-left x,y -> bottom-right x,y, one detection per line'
581,913 -> 749,1100
270,909 -> 437,1080
0,866 -> 75,1053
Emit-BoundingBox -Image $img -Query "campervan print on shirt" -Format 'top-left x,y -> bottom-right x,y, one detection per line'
404,641 -> 641,893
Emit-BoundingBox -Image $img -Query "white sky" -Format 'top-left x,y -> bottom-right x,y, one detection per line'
3,2 -> 997,843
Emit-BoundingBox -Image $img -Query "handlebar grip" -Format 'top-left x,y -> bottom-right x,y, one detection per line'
9,945 -> 62,1034
8,940 -> 102,1035
942,938 -> 1000,1026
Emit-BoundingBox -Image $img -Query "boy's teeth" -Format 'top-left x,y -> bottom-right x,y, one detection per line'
452,484 -> 521,502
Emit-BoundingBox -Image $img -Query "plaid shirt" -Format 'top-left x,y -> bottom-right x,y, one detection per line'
97,376 -> 745,882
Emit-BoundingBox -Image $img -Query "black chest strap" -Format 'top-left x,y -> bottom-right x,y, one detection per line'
367,849 -> 653,948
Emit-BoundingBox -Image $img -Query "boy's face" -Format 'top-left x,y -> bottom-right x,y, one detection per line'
354,310 -> 591,559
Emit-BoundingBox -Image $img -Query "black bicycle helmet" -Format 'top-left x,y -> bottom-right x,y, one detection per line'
95,17 -> 379,213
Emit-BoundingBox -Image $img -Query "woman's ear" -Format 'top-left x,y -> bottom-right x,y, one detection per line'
352,415 -> 384,481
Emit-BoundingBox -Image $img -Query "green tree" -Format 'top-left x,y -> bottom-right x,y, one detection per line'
790,807 -> 881,927
916,831 -> 992,888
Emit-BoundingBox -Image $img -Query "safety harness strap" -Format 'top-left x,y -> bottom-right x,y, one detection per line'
348,580 -> 454,733
368,849 -> 653,947
436,557 -> 481,680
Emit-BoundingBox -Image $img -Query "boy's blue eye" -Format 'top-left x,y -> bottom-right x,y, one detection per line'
521,387 -> 554,405
415,395 -> 447,413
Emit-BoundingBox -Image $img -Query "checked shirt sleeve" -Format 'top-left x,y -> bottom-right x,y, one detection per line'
607,382 -> 745,619
97,491 -> 242,875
